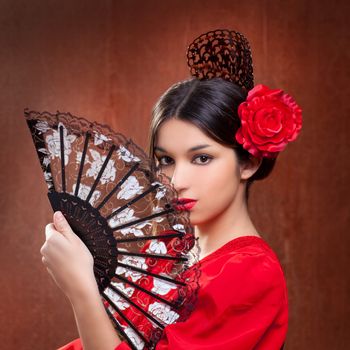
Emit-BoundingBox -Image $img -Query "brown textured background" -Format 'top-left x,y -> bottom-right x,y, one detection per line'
0,0 -> 349,349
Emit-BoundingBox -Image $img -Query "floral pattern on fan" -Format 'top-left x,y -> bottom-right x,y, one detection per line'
71,183 -> 101,206
85,149 -> 116,184
46,122 -> 77,165
25,109 -> 200,350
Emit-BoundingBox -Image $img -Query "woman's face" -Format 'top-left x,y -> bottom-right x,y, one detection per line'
154,118 -> 245,226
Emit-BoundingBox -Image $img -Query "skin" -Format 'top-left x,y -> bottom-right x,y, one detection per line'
154,118 -> 262,259
41,118 -> 262,349
42,212 -> 121,350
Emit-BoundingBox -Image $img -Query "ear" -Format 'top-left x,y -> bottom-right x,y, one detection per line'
240,156 -> 263,180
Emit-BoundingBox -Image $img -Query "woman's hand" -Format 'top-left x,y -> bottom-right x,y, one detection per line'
41,211 -> 98,300
41,211 -> 122,349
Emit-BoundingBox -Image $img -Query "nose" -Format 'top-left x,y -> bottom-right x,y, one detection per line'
170,163 -> 188,193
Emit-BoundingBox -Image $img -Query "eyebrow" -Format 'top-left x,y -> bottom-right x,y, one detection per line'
154,144 -> 212,153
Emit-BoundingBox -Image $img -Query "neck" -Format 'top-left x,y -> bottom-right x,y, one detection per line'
194,183 -> 260,260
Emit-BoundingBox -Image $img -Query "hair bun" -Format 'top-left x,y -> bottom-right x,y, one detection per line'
186,29 -> 254,91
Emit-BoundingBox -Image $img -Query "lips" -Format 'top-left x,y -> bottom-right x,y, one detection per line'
172,198 -> 197,211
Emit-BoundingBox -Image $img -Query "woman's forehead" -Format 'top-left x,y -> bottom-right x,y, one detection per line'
155,119 -> 215,150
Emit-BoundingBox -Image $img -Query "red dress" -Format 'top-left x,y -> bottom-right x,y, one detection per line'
59,236 -> 288,350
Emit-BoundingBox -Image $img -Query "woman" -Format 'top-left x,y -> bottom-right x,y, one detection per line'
42,29 -> 302,350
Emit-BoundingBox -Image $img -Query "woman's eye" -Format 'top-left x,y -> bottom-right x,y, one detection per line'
157,156 -> 173,166
193,154 -> 212,165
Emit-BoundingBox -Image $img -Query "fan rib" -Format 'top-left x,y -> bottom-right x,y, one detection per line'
94,257 -> 110,269
116,250 -> 187,262
106,184 -> 160,221
116,231 -> 184,243
104,297 -> 148,350
96,162 -> 140,211
108,283 -> 165,329
86,144 -> 116,203
111,208 -> 174,231
74,132 -> 90,196
82,234 -> 113,246
59,125 -> 66,192
115,274 -> 178,309
94,265 -> 107,279
117,261 -> 186,286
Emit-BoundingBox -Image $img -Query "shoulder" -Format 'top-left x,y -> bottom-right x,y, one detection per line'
201,236 -> 287,308
157,237 -> 288,349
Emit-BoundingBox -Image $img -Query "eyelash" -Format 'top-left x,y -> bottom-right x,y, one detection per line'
156,154 -> 213,167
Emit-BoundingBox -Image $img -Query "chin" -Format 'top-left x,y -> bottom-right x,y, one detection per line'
189,209 -> 221,227
188,213 -> 205,226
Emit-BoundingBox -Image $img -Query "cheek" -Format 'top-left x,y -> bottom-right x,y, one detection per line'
202,160 -> 240,193
190,161 -> 241,223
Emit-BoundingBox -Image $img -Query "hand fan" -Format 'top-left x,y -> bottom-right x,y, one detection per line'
25,110 -> 200,350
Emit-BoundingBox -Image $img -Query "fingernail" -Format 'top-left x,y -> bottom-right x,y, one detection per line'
56,211 -> 64,221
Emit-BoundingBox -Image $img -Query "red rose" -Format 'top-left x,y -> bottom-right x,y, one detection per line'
235,84 -> 302,158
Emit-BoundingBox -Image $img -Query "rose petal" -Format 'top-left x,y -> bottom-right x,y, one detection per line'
236,84 -> 302,158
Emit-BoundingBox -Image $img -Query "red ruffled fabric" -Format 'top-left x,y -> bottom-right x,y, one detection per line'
59,236 -> 288,350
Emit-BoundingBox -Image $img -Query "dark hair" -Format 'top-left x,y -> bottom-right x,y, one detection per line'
148,78 -> 276,200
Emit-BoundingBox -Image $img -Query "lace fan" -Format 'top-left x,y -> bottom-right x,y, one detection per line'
25,110 -> 199,350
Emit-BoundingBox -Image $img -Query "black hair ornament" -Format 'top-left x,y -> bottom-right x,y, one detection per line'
186,28 -> 254,91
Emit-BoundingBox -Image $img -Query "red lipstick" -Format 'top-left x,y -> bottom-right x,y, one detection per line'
173,198 -> 197,211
